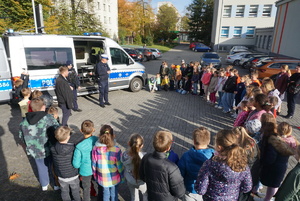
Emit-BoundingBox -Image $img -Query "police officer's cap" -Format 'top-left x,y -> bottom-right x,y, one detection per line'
101,54 -> 109,60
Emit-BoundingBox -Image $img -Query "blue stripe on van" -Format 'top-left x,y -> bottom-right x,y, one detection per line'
0,79 -> 13,91
29,78 -> 56,88
109,70 -> 145,79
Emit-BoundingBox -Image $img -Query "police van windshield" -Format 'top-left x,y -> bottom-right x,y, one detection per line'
25,48 -> 73,70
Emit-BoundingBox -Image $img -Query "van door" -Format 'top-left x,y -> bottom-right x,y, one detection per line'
109,47 -> 135,89
0,38 -> 12,102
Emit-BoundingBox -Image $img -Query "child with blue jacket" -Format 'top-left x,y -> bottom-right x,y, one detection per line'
178,127 -> 214,201
72,120 -> 98,201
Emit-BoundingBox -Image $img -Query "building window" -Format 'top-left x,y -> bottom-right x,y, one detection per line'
108,5 -> 110,12
97,2 -> 100,10
109,17 -> 111,24
249,5 -> 258,17
258,35 -> 262,48
103,4 -> 106,11
223,5 -> 231,17
221,26 -> 229,37
267,36 -> 272,50
104,16 -> 107,23
233,27 -> 242,38
246,26 -> 255,38
263,5 -> 272,17
256,35 -> 259,46
262,35 -> 267,49
236,5 -> 245,17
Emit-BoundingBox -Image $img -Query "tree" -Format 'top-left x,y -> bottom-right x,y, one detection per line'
187,0 -> 214,44
153,4 -> 179,43
0,0 -> 55,33
180,15 -> 190,31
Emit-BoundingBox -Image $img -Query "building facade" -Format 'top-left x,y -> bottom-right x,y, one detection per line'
271,0 -> 300,59
255,27 -> 273,54
53,0 -> 118,40
211,0 -> 277,52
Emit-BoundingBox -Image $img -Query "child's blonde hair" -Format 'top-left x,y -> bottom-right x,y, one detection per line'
153,130 -> 173,152
31,90 -> 43,99
128,134 -> 144,180
277,122 -> 292,137
47,106 -> 58,117
30,97 -> 45,112
215,129 -> 248,172
14,79 -> 24,87
193,127 -> 210,146
55,126 -> 71,142
21,88 -> 31,97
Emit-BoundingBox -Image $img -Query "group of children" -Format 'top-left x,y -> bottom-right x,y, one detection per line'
19,96 -> 300,201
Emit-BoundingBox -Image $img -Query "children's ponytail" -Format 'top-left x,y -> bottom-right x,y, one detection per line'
129,134 -> 144,180
99,125 -> 114,147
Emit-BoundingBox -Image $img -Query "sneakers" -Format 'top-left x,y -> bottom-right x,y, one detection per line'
104,102 -> 111,106
42,184 -> 49,191
217,106 -> 222,109
214,105 -> 219,108
53,186 -> 60,191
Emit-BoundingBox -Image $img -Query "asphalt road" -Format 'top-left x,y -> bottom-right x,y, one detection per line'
0,44 -> 298,201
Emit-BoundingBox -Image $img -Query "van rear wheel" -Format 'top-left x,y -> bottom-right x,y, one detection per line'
130,78 -> 142,92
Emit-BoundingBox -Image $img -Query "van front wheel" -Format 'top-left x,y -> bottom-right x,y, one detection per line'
130,78 -> 142,92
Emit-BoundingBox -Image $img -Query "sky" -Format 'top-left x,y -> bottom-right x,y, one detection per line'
150,0 -> 193,16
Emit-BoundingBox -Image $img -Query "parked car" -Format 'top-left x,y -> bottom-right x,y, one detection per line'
135,48 -> 153,61
124,48 -> 143,62
194,43 -> 211,52
243,55 -> 272,70
200,52 -> 222,69
226,51 -> 252,65
229,46 -> 248,55
239,53 -> 268,67
250,58 -> 300,78
189,42 -> 200,50
149,48 -> 162,59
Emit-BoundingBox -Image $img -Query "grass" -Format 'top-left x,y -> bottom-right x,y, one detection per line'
121,43 -> 178,53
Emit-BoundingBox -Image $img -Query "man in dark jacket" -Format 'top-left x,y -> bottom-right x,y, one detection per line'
222,69 -> 237,113
95,54 -> 111,108
55,66 -> 73,126
139,130 -> 185,201
51,126 -> 80,201
66,61 -> 82,112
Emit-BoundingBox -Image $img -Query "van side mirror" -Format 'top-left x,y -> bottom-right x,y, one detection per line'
126,58 -> 133,65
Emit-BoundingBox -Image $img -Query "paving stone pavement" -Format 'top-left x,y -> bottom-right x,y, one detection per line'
0,44 -> 299,201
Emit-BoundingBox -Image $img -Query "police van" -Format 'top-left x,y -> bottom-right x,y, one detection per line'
0,32 -> 147,102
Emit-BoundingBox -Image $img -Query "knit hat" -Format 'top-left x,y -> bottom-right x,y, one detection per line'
245,119 -> 262,134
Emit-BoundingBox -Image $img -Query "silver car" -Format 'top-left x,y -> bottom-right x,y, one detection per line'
149,48 -> 162,59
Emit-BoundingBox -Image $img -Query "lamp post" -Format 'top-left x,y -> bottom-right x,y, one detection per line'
32,0 -> 38,34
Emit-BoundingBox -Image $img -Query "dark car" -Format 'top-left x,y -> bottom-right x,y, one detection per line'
124,48 -> 143,62
194,43 -> 211,52
200,52 -> 222,69
135,48 -> 153,61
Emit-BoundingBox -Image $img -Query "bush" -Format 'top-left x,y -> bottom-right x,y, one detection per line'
134,34 -> 142,45
144,36 -> 153,46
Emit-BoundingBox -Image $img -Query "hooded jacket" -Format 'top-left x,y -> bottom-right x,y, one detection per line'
178,147 -> 214,194
51,142 -> 78,178
19,111 -> 59,159
139,151 -> 185,201
275,162 -> 300,201
260,135 -> 294,187
223,75 -> 237,93
72,136 -> 98,176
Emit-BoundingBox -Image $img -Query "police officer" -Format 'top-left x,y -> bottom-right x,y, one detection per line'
95,54 -> 111,108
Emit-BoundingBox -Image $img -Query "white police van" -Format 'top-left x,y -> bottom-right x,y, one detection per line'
0,32 -> 147,102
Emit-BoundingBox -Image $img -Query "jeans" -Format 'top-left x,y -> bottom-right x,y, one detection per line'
34,156 -> 52,187
82,175 -> 92,201
59,103 -> 71,126
59,177 -> 81,201
72,88 -> 78,110
217,91 -> 224,107
287,92 -> 299,116
192,83 -> 198,94
98,80 -> 109,105
222,92 -> 235,112
97,184 -> 118,201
